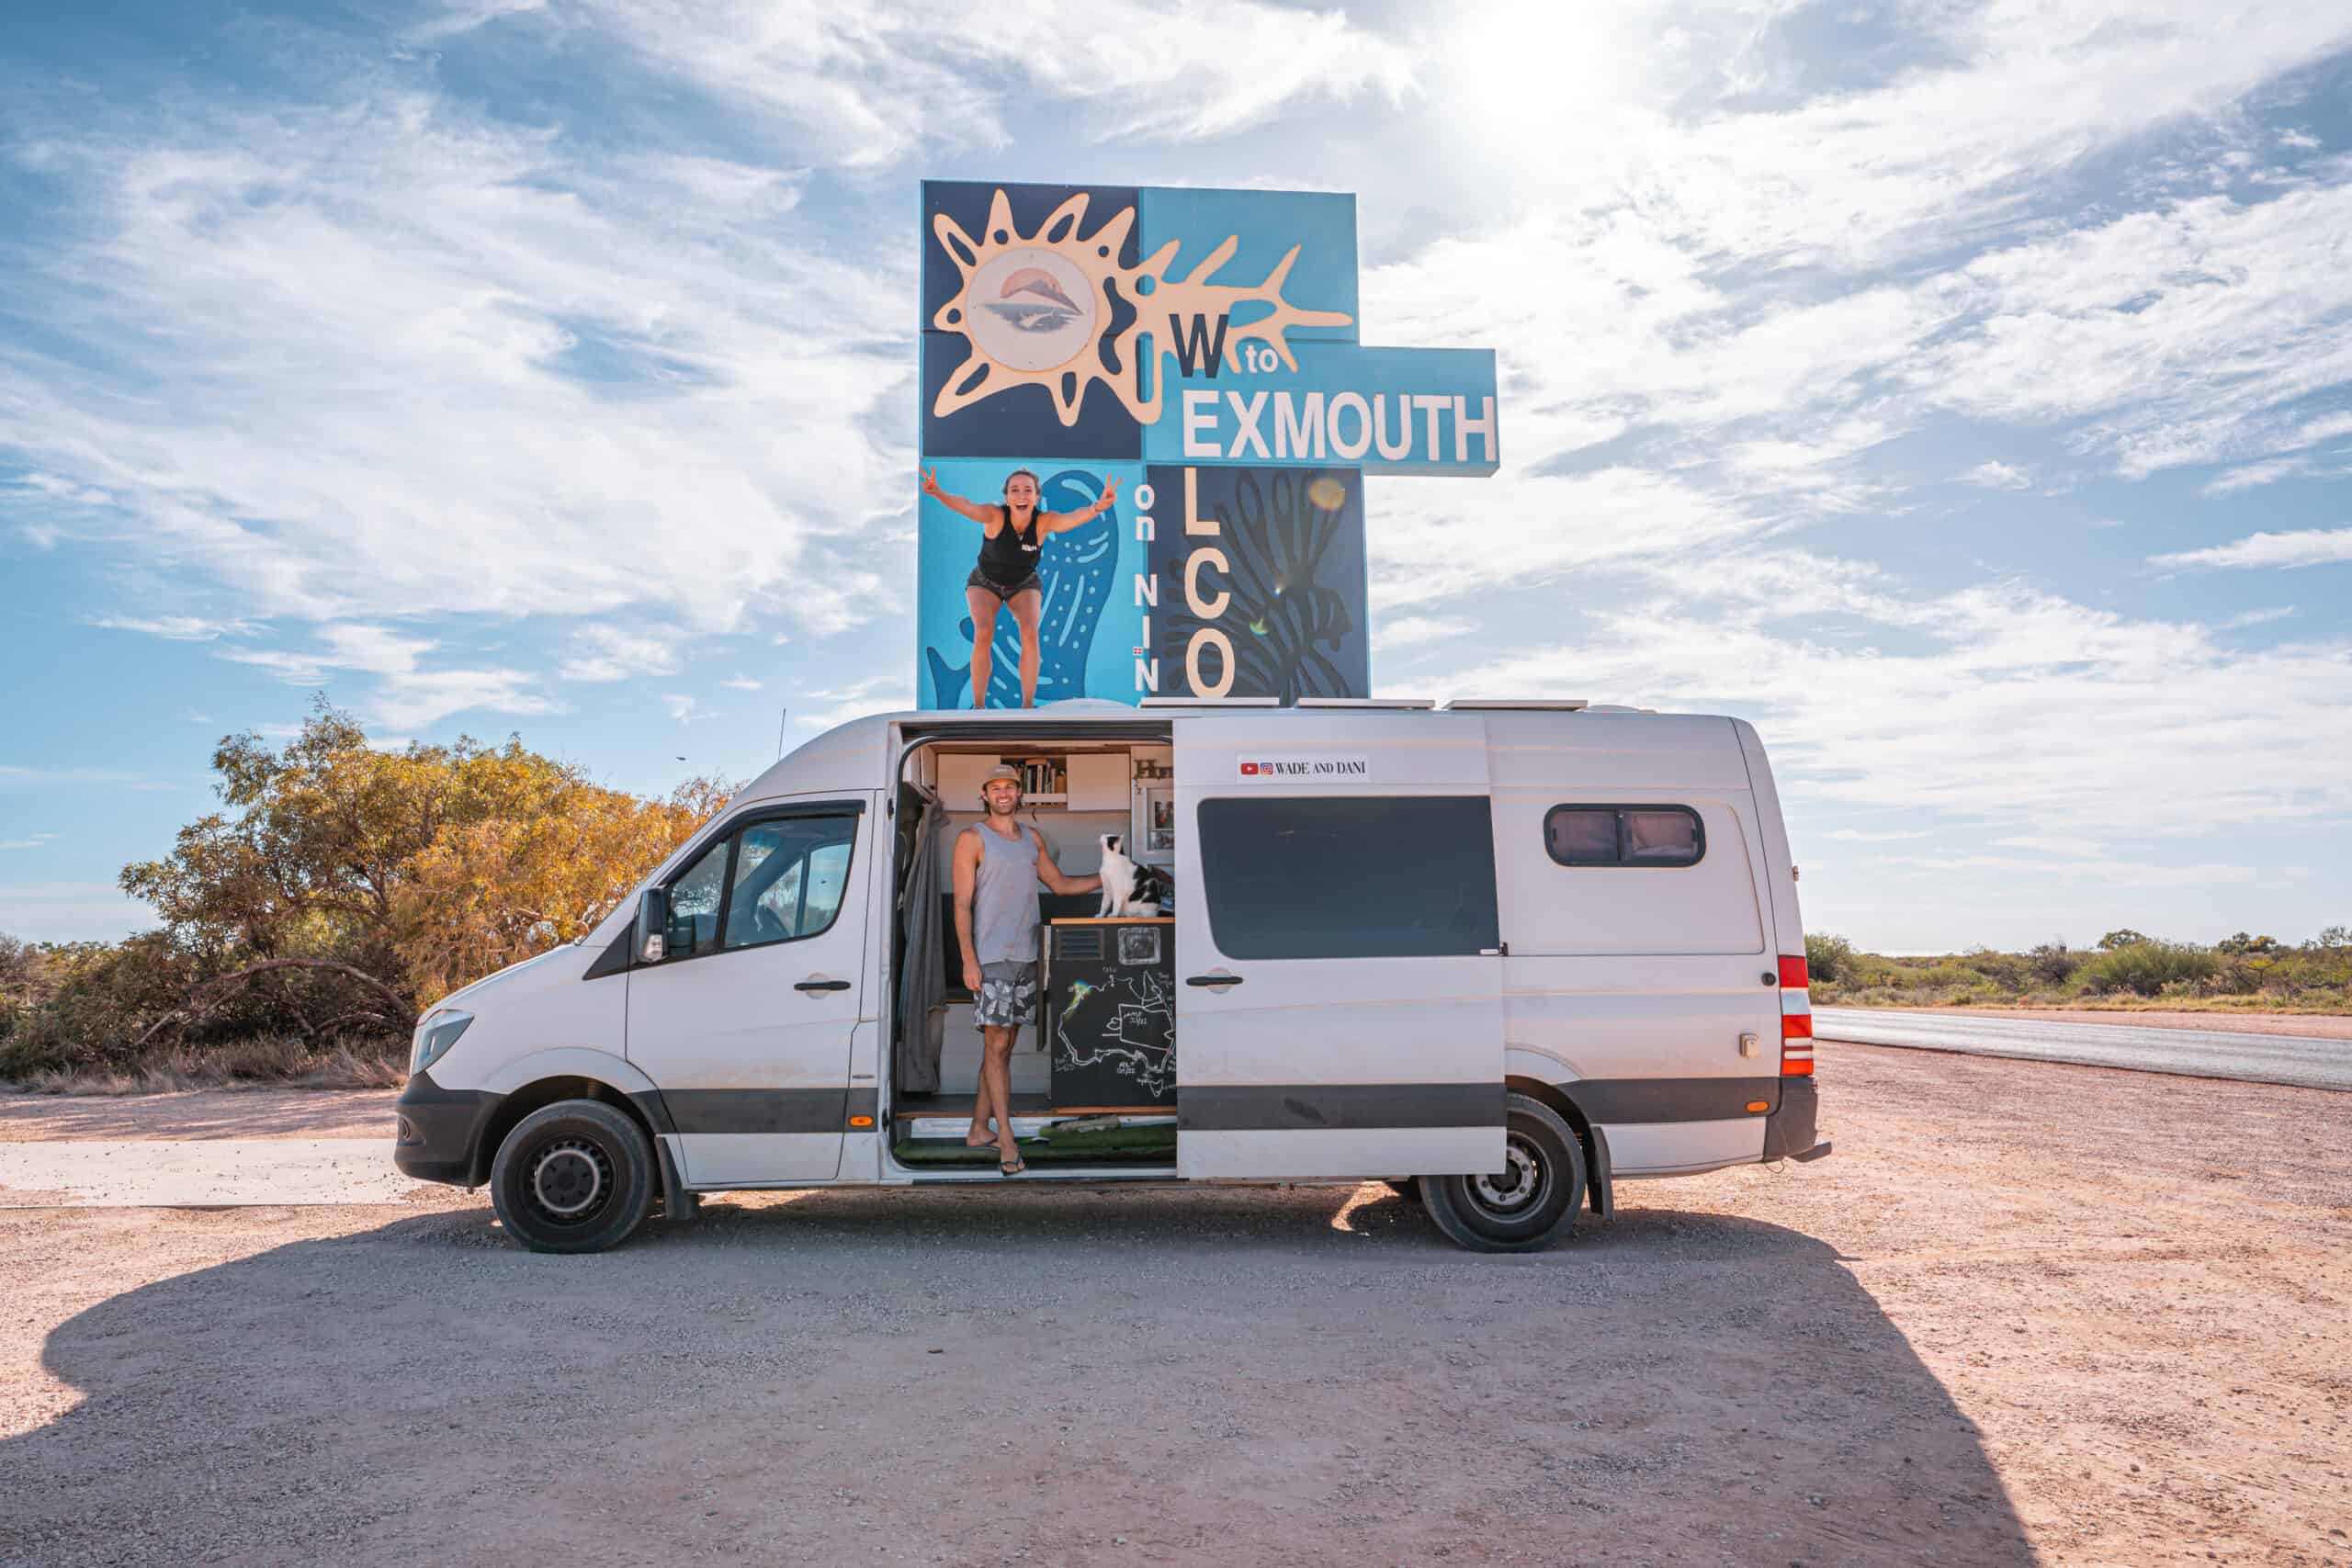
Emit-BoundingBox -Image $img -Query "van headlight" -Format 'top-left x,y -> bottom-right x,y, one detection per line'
411,1009 -> 474,1075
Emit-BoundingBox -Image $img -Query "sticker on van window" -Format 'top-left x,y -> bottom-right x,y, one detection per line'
1236,755 -> 1372,780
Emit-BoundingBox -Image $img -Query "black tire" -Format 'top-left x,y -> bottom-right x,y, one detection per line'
489,1099 -> 656,1254
1383,1178 -> 1421,1202
1421,1092 -> 1587,1253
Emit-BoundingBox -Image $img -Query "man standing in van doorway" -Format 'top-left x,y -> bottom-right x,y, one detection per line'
953,765 -> 1101,1174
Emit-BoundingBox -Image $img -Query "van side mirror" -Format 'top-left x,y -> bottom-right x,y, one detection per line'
636,886 -> 670,964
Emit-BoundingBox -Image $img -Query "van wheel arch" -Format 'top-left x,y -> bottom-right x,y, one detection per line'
1505,1075 -> 1611,1221
469,1075 -> 662,1189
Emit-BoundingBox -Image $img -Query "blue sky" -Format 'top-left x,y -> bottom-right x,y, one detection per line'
2,0 -> 2348,953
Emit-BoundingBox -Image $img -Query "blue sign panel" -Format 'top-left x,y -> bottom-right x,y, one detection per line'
916,458 -> 1145,710
1142,344 -> 1498,476
917,181 -> 1495,707
1142,465 -> 1368,702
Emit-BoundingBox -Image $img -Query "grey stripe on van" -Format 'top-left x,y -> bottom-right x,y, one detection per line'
1178,1083 -> 1504,1132
661,1088 -> 877,1135
1563,1077 -> 1782,1124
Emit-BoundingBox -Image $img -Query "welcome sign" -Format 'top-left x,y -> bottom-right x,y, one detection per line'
916,181 -> 1498,708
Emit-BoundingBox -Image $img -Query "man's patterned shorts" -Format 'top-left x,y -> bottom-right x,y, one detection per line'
974,962 -> 1038,1030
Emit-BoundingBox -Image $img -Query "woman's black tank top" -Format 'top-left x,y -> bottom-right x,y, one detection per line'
977,505 -> 1041,585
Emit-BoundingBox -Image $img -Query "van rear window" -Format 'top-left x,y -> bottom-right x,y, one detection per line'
1544,805 -> 1704,868
1196,796 -> 1500,960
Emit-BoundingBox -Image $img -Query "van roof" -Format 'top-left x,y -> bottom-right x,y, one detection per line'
735,701 -> 1732,804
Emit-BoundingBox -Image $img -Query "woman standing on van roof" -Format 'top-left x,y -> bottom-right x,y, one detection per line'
921,465 -> 1122,709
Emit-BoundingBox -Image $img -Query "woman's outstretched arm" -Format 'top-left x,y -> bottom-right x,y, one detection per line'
1037,475 -> 1121,535
922,466 -> 996,525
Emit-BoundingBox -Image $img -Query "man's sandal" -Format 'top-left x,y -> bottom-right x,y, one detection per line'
999,1155 -> 1027,1176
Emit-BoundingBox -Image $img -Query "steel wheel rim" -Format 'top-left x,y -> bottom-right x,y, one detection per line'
1467,1134 -> 1549,1219
528,1137 -> 612,1223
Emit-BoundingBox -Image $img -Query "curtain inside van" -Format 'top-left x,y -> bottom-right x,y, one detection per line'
893,795 -> 948,1095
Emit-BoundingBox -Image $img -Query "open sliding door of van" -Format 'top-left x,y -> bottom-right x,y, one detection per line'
1171,714 -> 1505,1179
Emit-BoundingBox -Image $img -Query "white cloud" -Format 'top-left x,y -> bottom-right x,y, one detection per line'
2149,527 -> 2352,571
0,766 -> 186,791
0,833 -> 58,851
556,0 -> 1417,167
0,94 -> 915,643
1959,460 -> 2030,491
662,694 -> 720,725
560,625 -> 681,684
788,676 -> 911,732
721,674 -> 763,692
1433,562 -> 2352,841
2201,457 -> 2312,495
1376,615 -> 1476,650
215,622 -> 554,729
88,615 -> 261,641
1911,185 -> 2352,478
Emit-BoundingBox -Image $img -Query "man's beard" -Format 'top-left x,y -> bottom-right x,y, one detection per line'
986,795 -> 1020,816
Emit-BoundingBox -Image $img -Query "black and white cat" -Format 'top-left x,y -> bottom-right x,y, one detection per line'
1095,833 -> 1170,917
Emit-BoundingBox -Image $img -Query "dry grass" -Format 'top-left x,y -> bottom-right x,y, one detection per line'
6,1038 -> 406,1096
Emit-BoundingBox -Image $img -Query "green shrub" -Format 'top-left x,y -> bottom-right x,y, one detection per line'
1805,932 -> 1855,985
2029,942 -> 2080,985
2077,941 -> 2219,998
1961,947 -> 2030,989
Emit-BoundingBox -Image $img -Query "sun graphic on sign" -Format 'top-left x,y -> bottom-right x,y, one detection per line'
931,189 -> 1355,428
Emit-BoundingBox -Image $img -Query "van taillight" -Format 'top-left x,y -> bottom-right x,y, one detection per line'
1769,982 -> 1806,1081
1779,955 -> 1809,989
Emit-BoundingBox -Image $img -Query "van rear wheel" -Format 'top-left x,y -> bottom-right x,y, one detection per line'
1422,1093 -> 1586,1253
490,1100 -> 656,1254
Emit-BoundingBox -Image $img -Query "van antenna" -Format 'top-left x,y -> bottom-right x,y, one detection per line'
775,705 -> 788,761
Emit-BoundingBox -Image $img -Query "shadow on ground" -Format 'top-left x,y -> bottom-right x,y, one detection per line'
5,1188 -> 2031,1566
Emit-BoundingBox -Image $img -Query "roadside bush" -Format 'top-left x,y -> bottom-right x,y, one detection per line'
1961,947 -> 2030,990
2077,941 -> 2220,998
1805,932 -> 1855,985
2029,942 -> 2080,985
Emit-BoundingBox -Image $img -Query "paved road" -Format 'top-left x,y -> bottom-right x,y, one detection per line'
1813,1007 -> 2352,1091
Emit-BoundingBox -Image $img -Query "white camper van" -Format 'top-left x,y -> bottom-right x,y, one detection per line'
394,699 -> 1828,1253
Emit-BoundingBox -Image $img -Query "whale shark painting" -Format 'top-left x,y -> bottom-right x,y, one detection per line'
922,466 -> 1127,709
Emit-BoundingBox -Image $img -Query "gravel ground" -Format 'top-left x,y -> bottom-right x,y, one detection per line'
2,1043 -> 2347,1567
0,1089 -> 392,1142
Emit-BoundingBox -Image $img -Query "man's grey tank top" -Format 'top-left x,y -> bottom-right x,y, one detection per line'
972,823 -> 1041,964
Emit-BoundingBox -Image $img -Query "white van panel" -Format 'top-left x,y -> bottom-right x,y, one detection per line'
1733,720 -> 1806,955
1183,1127 -> 1500,1180
627,795 -> 880,1186
1603,1118 -> 1765,1175
1493,793 -> 1765,956
1481,712 -> 1755,791
1173,712 -> 1505,1180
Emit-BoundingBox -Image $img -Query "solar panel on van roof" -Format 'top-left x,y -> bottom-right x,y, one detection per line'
1442,699 -> 1591,711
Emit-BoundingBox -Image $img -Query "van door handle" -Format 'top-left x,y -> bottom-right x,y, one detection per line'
1185,972 -> 1242,989
795,977 -> 852,993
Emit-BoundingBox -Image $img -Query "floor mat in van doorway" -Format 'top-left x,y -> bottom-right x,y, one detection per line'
891,1122 -> 1177,1166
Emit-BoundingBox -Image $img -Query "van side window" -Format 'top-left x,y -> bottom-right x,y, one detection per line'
1197,796 -> 1500,959
723,816 -> 859,950
665,838 -> 730,958
1544,805 -> 1704,868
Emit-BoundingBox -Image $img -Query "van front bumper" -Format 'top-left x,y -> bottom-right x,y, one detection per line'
1762,1077 -> 1829,1163
393,1069 -> 501,1186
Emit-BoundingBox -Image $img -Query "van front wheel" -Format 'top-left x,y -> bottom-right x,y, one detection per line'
490,1100 -> 656,1254
1422,1093 -> 1586,1253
